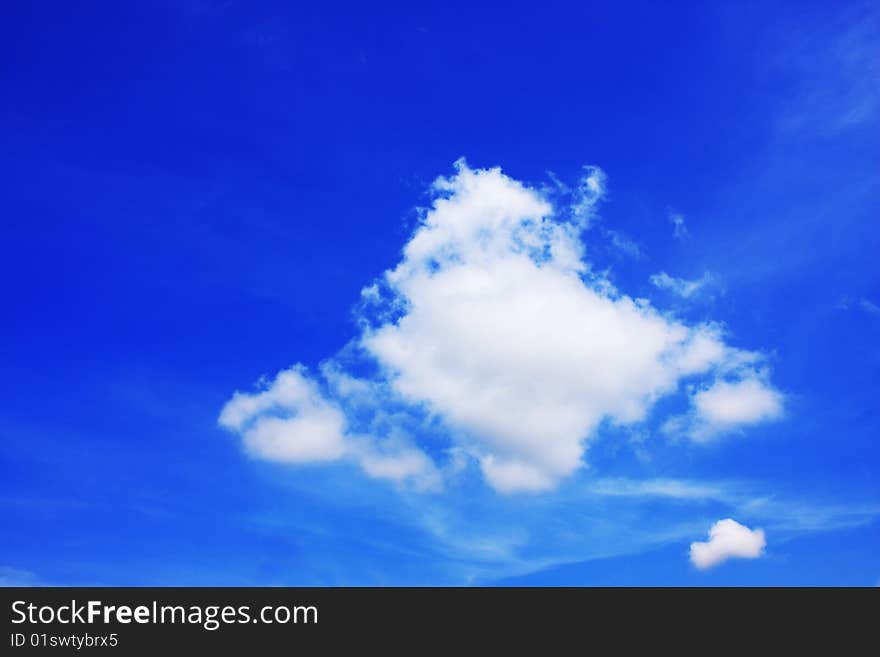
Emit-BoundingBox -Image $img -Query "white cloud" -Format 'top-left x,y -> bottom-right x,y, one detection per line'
650,271 -> 713,298
837,296 -> 880,316
670,212 -> 689,240
773,13 -> 879,136
689,518 -> 766,569
666,376 -> 784,443
361,162 -> 782,491
221,160 -> 783,494
219,366 -> 441,490
694,378 -> 784,426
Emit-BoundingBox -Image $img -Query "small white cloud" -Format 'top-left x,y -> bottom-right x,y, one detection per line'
650,271 -> 712,298
353,436 -> 440,489
667,376 -> 784,443
694,378 -> 784,426
219,366 -> 441,490
219,366 -> 347,463
670,212 -> 689,240
690,518 -> 766,569
0,567 -> 40,587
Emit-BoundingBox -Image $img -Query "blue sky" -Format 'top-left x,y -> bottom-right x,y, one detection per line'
1,1 -> 878,586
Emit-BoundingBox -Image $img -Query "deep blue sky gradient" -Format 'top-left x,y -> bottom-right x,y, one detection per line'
1,0 -> 878,585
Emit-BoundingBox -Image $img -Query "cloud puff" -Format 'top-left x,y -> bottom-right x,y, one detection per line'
219,366 -> 441,490
689,518 -> 766,569
220,160 -> 783,493
859,297 -> 880,316
666,376 -> 784,443
219,366 -> 347,463
650,271 -> 713,298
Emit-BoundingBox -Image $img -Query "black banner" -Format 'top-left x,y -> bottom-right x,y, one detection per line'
2,587 -> 875,653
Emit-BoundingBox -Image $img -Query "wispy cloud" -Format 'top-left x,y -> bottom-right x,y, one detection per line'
219,365 -> 442,491
859,297 -> 880,316
664,376 -> 784,443
589,478 -> 726,501
603,228 -> 642,258
386,477 -> 877,581
689,519 -> 766,570
772,4 -> 879,136
650,271 -> 713,298
669,212 -> 689,240
0,566 -> 41,587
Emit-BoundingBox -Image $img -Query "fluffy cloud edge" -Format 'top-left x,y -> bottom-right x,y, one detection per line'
219,160 -> 786,494
689,518 -> 767,569
218,365 -> 442,492
666,375 -> 784,443
650,271 -> 713,298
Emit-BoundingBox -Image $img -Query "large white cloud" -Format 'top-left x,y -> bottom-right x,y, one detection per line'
689,518 -> 767,569
220,160 -> 784,494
